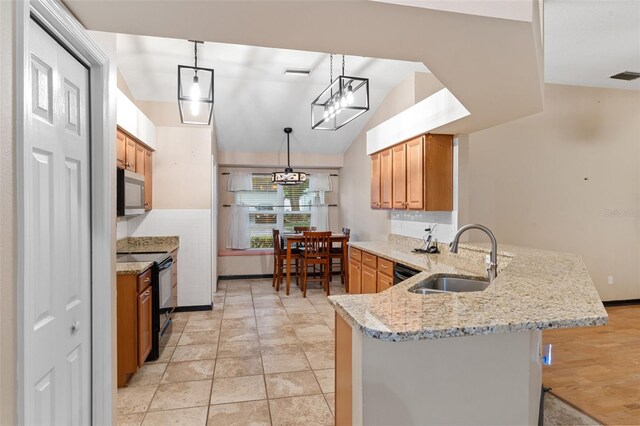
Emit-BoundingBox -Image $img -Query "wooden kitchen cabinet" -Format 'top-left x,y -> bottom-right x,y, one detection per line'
361,265 -> 377,294
144,149 -> 153,211
348,248 -> 394,295
369,133 -> 452,211
117,266 -> 154,388
380,148 -> 393,209
370,152 -> 381,209
392,143 -> 407,209
348,258 -> 362,294
406,136 -> 425,210
125,136 -> 137,171
170,249 -> 178,310
135,143 -> 145,176
137,285 -> 152,366
116,130 -> 126,169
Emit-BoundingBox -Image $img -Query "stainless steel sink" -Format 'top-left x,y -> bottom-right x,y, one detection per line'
409,275 -> 489,294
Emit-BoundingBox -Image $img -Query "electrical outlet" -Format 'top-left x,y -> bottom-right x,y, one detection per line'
608,275 -> 614,285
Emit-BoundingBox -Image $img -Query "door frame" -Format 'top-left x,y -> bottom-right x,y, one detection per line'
15,0 -> 113,424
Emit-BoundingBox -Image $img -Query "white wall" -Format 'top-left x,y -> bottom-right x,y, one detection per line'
127,209 -> 212,306
467,84 -> 640,301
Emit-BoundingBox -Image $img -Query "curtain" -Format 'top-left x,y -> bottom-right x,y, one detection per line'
227,203 -> 251,249
309,173 -> 332,192
310,204 -> 329,231
227,171 -> 253,192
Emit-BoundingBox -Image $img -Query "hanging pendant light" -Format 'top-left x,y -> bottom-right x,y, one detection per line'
311,54 -> 369,130
271,128 -> 307,185
178,40 -> 214,125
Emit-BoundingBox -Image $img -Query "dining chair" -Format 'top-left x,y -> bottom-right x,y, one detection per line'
300,231 -> 331,297
294,226 -> 317,233
329,228 -> 350,285
272,228 -> 301,291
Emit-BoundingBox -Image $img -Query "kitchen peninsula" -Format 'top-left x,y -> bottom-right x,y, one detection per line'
328,235 -> 608,426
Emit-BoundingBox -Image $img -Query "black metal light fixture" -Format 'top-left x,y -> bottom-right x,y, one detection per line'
271,128 -> 307,185
311,54 -> 369,131
178,40 -> 214,125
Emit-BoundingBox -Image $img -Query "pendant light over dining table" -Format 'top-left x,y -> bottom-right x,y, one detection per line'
178,40 -> 214,125
311,54 -> 369,131
272,127 -> 307,185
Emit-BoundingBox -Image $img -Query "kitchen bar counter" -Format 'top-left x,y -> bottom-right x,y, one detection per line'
328,236 -> 608,342
117,236 -> 180,253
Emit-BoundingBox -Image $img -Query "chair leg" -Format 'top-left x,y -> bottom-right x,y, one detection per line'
272,257 -> 277,288
302,261 -> 307,298
325,262 -> 330,296
275,258 -> 280,292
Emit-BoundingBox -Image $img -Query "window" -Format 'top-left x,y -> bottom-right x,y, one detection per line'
236,175 -> 325,248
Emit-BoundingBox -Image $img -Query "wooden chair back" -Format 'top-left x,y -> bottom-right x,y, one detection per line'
302,231 -> 331,259
294,226 -> 316,233
272,228 -> 282,256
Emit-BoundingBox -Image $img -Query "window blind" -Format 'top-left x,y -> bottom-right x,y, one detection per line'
235,175 -> 325,248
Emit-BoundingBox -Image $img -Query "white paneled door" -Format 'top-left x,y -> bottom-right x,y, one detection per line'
25,19 -> 91,425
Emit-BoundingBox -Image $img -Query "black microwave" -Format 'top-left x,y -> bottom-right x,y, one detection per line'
117,168 -> 145,217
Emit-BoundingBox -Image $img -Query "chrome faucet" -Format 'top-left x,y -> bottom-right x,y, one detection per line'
450,224 -> 498,282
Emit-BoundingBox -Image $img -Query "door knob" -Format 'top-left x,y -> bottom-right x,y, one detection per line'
71,321 -> 80,334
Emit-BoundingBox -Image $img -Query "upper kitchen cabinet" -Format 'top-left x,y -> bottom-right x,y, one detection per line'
370,133 -> 453,211
116,126 -> 154,211
391,143 -> 407,209
116,130 -> 126,169
380,148 -> 393,209
370,152 -> 381,209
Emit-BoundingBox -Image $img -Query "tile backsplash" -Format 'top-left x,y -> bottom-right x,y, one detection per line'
390,210 -> 458,243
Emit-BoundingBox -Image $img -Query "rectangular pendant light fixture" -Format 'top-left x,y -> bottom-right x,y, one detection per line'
311,54 -> 369,131
178,40 -> 214,125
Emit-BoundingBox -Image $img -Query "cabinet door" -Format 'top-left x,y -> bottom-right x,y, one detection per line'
348,259 -> 362,294
392,143 -> 407,209
380,148 -> 393,209
137,286 -> 152,367
370,153 -> 381,209
125,137 -> 136,171
361,265 -> 377,294
116,130 -> 126,169
144,149 -> 153,211
425,134 -> 453,211
135,143 -> 145,176
406,136 -> 425,210
377,273 -> 393,293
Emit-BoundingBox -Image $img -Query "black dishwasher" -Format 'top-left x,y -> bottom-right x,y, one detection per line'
393,263 -> 421,285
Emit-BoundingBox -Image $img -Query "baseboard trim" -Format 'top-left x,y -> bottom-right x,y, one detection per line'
174,304 -> 213,312
218,274 -> 273,280
218,271 -> 343,281
603,299 -> 640,307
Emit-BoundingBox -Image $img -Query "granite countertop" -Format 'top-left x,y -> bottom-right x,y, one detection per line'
328,236 -> 608,342
117,236 -> 180,254
116,261 -> 153,276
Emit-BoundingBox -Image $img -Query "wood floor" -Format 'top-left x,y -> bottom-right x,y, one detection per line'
543,305 -> 640,426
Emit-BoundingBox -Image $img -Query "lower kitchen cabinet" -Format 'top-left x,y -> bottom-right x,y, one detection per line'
117,267 -> 153,387
348,247 -> 394,294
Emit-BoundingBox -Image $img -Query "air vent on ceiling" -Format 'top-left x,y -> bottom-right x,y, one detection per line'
610,71 -> 640,81
284,69 -> 311,76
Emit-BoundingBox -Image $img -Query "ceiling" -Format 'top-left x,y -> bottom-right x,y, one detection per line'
544,0 -> 640,90
116,34 -> 428,154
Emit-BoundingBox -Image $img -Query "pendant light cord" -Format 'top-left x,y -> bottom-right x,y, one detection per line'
287,132 -> 291,169
342,55 -> 345,77
193,41 -> 199,76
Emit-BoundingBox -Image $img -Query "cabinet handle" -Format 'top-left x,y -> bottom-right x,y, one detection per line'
144,278 -> 151,283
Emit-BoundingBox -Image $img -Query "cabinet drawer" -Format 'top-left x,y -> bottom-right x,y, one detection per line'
350,248 -> 362,262
378,258 -> 393,277
137,268 -> 152,293
362,251 -> 377,269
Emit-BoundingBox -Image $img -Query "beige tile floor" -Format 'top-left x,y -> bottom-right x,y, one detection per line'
117,278 -> 345,426
117,277 -> 598,426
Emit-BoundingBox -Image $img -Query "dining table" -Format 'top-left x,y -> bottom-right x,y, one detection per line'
280,232 -> 350,296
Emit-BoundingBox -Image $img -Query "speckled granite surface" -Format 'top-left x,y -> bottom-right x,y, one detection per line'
116,261 -> 153,275
328,236 -> 608,341
117,236 -> 180,254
